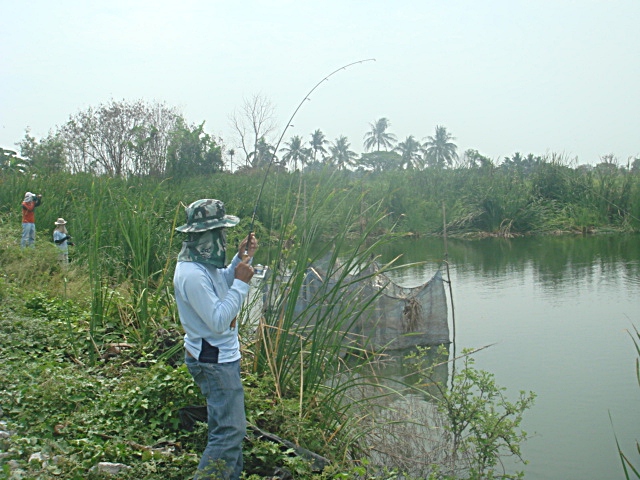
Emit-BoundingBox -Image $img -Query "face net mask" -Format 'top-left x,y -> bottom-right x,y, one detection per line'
177,228 -> 227,267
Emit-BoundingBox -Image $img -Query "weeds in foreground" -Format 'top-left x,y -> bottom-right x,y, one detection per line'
406,346 -> 536,480
611,325 -> 640,479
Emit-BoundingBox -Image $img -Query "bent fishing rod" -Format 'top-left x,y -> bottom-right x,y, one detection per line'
243,58 -> 376,259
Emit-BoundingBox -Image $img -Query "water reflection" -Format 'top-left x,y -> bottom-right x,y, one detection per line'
253,234 -> 639,479
336,345 -> 452,478
373,233 -> 640,480
376,233 -> 640,285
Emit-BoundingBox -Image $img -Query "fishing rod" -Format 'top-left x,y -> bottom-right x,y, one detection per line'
243,58 -> 376,259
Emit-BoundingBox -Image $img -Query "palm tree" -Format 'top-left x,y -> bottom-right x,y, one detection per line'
394,135 -> 423,170
422,125 -> 458,168
309,129 -> 328,164
502,151 -> 524,169
363,117 -> 397,152
280,135 -> 309,171
501,152 -> 541,175
228,148 -> 235,171
329,136 -> 358,170
247,136 -> 277,168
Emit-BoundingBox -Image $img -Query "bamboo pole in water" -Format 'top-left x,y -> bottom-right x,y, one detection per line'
443,201 -> 457,388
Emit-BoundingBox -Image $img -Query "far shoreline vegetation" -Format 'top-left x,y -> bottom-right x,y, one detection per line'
1,98 -> 638,479
1,98 -> 638,240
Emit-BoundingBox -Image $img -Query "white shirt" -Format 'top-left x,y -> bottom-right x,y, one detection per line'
173,255 -> 250,363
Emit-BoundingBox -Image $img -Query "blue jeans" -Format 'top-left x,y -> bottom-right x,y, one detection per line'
185,355 -> 246,480
21,223 -> 35,248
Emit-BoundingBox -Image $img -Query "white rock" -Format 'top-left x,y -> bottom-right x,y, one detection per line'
28,451 -> 49,463
94,461 -> 132,475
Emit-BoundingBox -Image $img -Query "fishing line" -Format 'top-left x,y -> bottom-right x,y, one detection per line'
244,58 -> 376,257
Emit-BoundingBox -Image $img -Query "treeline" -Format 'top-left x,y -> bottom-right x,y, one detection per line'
3,98 -> 640,178
0,98 -> 638,241
1,100 -> 224,178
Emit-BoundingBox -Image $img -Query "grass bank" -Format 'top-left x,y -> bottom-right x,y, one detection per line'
3,167 -> 599,479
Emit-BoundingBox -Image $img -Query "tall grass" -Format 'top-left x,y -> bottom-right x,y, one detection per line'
612,325 -> 640,479
239,170 -> 419,461
1,163 -> 636,361
250,174 -> 379,393
85,180 -> 114,363
111,183 -> 180,344
2,160 -> 639,242
0,164 -> 637,363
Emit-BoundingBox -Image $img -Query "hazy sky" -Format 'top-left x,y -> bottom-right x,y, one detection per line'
2,0 -> 639,166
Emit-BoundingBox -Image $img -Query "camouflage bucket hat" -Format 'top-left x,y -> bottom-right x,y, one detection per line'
176,199 -> 240,233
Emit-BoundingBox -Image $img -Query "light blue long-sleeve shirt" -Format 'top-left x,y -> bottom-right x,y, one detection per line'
53,231 -> 69,252
173,254 -> 250,363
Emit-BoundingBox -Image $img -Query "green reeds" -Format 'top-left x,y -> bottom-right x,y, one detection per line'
240,168 -> 419,460
251,175 -> 382,393
112,186 -> 167,344
86,180 -> 113,364
612,325 -> 640,479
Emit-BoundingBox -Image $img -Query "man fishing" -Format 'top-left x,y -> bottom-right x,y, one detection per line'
173,198 -> 258,480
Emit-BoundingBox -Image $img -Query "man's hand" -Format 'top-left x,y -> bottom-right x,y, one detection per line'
234,261 -> 254,283
238,233 -> 259,260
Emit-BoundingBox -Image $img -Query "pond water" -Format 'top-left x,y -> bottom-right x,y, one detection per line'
374,234 -> 640,479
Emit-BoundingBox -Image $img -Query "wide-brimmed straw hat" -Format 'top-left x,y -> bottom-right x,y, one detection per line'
175,199 -> 239,233
54,218 -> 67,225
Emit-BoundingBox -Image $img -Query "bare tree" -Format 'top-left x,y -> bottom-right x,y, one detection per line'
229,94 -> 277,168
